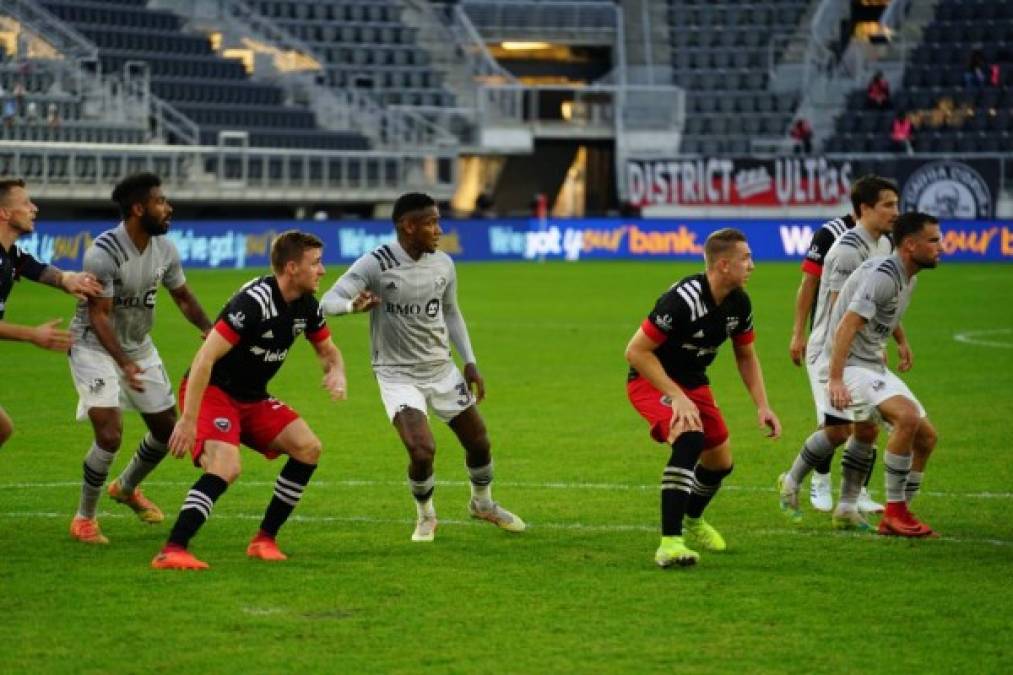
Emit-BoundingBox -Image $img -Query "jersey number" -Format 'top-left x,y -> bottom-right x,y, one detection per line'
455,382 -> 471,406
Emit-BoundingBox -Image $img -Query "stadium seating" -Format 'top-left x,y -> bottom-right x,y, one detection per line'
667,0 -> 810,154
249,0 -> 455,107
36,0 -> 370,149
824,0 -> 1013,154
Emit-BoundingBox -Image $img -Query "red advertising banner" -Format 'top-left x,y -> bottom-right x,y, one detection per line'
626,157 -> 854,207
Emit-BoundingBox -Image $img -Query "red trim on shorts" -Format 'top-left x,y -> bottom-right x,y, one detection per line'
306,325 -> 331,344
801,259 -> 823,277
626,376 -> 729,450
640,318 -> 667,344
214,319 -> 241,345
732,329 -> 756,346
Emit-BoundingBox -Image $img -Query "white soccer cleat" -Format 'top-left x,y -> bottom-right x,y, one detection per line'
468,499 -> 526,533
411,514 -> 437,542
809,473 -> 833,512
857,487 -> 885,514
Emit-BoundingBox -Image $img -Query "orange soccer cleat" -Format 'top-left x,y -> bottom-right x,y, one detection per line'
108,480 -> 164,524
246,534 -> 288,561
878,503 -> 937,538
70,516 -> 109,545
151,546 -> 209,570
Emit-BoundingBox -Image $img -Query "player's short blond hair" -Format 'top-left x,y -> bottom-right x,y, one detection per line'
704,228 -> 747,268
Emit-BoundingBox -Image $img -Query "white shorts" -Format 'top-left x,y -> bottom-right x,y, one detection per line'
824,366 -> 926,424
805,353 -> 830,424
377,366 -> 474,423
69,345 -> 175,421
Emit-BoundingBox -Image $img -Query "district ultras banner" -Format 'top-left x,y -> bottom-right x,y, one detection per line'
626,157 -> 1001,218
20,217 -> 1013,268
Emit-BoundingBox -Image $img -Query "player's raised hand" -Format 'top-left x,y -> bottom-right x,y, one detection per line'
789,332 -> 805,366
121,361 -> 146,392
167,418 -> 196,459
31,318 -> 72,352
896,341 -> 913,372
666,395 -> 702,443
323,365 -> 347,401
758,406 -> 782,439
62,271 -> 103,301
463,362 -> 485,403
351,290 -> 381,312
828,378 -> 851,410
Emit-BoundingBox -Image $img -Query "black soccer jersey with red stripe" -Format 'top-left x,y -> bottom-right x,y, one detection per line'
0,242 -> 47,320
203,275 -> 330,401
628,273 -> 754,389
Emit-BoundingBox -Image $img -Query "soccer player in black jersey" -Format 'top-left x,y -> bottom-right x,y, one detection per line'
625,228 -> 781,567
0,178 -> 101,449
153,231 -> 348,570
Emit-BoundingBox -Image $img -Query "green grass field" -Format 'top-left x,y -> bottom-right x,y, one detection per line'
1,260 -> 1011,674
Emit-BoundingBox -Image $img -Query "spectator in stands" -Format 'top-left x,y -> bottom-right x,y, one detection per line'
46,102 -> 60,130
0,86 -> 12,130
789,117 -> 814,154
964,49 -> 988,89
471,193 -> 496,219
890,110 -> 914,155
24,101 -> 39,125
866,71 -> 891,109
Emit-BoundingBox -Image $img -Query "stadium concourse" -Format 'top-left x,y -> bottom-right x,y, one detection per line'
1,0 -> 1012,672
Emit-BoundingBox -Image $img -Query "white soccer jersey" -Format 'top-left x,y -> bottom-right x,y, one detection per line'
323,242 -> 476,383
70,224 -> 185,360
822,254 -> 916,373
806,224 -> 893,366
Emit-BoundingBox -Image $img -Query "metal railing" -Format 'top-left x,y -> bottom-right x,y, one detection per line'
0,139 -> 457,200
458,0 -> 619,42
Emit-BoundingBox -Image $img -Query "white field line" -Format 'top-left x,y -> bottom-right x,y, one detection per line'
1,479 -> 1011,501
1,509 -> 1010,548
954,328 -> 1013,349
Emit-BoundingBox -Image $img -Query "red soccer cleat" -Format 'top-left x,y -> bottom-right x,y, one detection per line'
246,533 -> 288,561
878,503 -> 937,538
70,516 -> 109,545
151,545 -> 209,570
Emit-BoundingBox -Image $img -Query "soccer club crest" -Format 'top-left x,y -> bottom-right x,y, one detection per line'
434,276 -> 447,293
293,318 -> 307,337
214,417 -> 232,432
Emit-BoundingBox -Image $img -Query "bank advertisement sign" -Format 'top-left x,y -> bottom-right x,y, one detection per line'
18,217 -> 1013,268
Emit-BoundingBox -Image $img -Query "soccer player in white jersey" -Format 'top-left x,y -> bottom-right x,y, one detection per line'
321,192 -> 524,542
67,173 -> 213,544
0,178 -> 102,449
823,212 -> 942,537
779,176 -> 906,526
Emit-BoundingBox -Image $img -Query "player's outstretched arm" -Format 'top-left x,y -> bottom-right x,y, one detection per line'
312,337 -> 348,401
169,283 -> 213,337
0,318 -> 72,351
321,258 -> 379,315
827,311 -> 865,409
35,265 -> 103,301
789,272 -> 819,366
732,341 -> 781,439
625,328 -> 702,438
168,330 -> 234,458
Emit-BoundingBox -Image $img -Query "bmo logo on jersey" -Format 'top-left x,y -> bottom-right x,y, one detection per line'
386,299 -> 440,318
250,345 -> 289,362
116,289 -> 157,308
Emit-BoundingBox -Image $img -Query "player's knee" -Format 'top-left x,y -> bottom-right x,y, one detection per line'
826,424 -> 852,446
95,428 -> 122,451
853,422 -> 878,445
917,421 -> 938,453
407,439 -> 436,467
292,437 -> 322,464
0,421 -> 12,446
892,409 -> 921,434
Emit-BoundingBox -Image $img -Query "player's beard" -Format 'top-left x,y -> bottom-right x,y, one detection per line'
140,212 -> 169,236
914,254 -> 938,269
